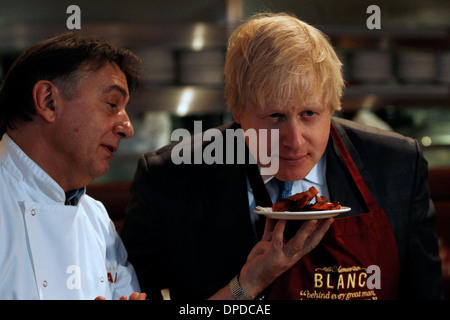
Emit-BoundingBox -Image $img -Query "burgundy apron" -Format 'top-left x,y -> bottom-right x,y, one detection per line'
264,123 -> 400,300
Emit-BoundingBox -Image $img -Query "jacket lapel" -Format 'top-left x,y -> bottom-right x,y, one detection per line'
200,122 -> 259,247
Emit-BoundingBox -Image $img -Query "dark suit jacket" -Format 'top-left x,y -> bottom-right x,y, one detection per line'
120,117 -> 443,300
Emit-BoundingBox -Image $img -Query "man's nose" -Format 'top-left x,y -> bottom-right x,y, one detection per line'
281,118 -> 305,150
114,111 -> 134,139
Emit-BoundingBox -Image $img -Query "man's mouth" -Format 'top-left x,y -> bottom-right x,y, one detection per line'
280,154 -> 308,162
101,144 -> 117,154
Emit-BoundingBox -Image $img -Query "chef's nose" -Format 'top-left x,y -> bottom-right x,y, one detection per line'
114,111 -> 134,139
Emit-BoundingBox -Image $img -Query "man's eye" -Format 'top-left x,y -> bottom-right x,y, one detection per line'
108,103 -> 118,108
302,110 -> 316,117
268,113 -> 282,118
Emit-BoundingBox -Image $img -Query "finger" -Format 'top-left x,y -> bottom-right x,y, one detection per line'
290,219 -> 319,248
261,218 -> 278,241
134,292 -> 147,300
270,219 -> 287,250
284,218 -> 333,258
131,292 -> 147,300
129,292 -> 140,300
301,218 -> 333,252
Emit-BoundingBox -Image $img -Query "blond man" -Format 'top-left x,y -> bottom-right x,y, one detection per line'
121,13 -> 442,300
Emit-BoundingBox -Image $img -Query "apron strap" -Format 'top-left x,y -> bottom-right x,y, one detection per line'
330,122 -> 379,212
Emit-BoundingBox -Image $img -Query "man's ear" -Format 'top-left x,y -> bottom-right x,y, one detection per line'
32,80 -> 59,123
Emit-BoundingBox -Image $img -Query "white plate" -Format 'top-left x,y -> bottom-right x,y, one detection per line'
254,206 -> 351,220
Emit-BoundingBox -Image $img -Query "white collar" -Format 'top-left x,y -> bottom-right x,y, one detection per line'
0,133 -> 79,204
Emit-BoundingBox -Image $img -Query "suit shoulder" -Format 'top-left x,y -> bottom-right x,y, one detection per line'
332,117 -> 418,154
142,141 -> 178,167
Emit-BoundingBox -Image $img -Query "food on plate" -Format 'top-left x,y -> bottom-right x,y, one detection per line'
272,186 -> 341,212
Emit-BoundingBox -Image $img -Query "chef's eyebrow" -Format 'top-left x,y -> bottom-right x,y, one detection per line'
103,84 -> 129,98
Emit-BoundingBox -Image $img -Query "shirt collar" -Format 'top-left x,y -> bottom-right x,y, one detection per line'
304,155 -> 326,185
0,133 -> 84,205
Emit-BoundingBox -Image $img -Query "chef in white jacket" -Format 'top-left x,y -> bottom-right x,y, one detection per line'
0,33 -> 144,300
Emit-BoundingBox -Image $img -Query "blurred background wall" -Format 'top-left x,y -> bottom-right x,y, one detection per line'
1,0 -> 448,181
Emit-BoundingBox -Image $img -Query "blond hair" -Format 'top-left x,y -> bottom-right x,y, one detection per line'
225,13 -> 344,115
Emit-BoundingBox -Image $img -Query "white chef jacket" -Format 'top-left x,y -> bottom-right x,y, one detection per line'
0,134 -> 140,300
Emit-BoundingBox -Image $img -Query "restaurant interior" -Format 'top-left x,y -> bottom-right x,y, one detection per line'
0,0 -> 449,299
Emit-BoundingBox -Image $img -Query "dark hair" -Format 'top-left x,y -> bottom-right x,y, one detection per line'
0,32 -> 142,136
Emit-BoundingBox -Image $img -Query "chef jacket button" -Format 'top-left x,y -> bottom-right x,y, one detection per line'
43,280 -> 48,287
100,276 -> 104,283
31,209 -> 36,216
